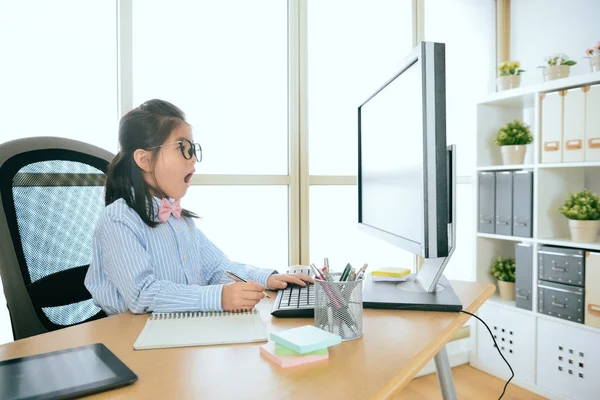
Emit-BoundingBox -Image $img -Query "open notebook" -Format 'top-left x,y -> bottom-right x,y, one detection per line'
133,310 -> 268,350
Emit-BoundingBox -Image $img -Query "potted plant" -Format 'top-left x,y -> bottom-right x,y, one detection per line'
585,42 -> 600,72
539,53 -> 577,81
497,60 -> 525,91
490,257 -> 516,301
559,189 -> 600,243
493,119 -> 533,165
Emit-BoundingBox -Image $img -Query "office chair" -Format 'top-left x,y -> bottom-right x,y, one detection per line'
0,137 -> 114,340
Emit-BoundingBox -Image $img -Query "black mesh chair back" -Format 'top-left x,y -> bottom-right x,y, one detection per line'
0,137 -> 114,340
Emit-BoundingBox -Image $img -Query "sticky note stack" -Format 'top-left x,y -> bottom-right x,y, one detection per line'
259,325 -> 341,368
371,266 -> 411,282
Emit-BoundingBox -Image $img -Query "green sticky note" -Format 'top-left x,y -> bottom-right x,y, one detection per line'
270,325 -> 342,354
274,342 -> 328,356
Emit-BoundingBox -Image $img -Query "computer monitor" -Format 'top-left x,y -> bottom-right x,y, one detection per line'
357,41 -> 462,312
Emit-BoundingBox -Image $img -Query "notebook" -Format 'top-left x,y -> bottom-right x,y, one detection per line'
133,310 -> 268,350
270,325 -> 341,354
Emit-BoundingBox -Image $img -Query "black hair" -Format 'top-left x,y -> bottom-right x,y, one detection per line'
105,99 -> 198,227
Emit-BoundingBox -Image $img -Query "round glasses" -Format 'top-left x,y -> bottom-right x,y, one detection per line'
147,139 -> 202,163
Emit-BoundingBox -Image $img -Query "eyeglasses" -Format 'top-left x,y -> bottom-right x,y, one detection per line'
146,139 -> 202,163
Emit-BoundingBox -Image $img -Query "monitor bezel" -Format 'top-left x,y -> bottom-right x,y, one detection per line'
357,41 -> 448,259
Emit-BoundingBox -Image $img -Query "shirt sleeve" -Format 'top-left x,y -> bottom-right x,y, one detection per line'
193,227 -> 277,289
90,210 -> 225,314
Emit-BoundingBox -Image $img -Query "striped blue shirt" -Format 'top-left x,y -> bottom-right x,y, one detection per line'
84,198 -> 276,315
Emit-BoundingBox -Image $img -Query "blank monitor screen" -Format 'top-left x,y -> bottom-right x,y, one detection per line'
359,60 -> 424,250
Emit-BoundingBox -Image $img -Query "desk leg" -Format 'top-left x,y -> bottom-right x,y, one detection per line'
434,346 -> 457,400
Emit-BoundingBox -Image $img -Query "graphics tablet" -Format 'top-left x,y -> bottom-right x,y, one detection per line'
0,343 -> 137,400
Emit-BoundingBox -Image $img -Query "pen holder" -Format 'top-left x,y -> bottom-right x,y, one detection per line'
314,274 -> 363,341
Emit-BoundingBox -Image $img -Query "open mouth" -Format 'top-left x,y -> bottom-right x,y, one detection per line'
184,172 -> 193,185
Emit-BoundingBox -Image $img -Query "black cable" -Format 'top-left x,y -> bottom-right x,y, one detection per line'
460,310 -> 514,400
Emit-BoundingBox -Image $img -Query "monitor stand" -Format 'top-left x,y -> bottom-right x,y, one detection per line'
362,257 -> 463,312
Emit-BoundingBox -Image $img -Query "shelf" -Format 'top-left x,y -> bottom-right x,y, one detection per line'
487,293 -> 516,308
538,161 -> 600,169
485,295 -> 600,334
486,294 -> 535,316
478,71 -> 600,107
477,233 -> 535,243
535,310 -> 600,334
477,162 -> 600,171
477,235 -> 600,250
537,237 -> 600,251
476,164 -> 534,171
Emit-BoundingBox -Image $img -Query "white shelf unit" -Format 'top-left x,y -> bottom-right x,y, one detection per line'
472,71 -> 600,400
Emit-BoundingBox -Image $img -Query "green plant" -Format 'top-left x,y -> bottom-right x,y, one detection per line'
542,53 -> 577,67
493,119 -> 533,146
490,257 -> 516,283
559,189 -> 600,220
497,60 -> 525,76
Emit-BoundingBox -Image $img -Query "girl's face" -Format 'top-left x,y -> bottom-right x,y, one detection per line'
145,124 -> 197,199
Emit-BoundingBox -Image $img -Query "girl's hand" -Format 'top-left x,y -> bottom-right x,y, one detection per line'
267,273 -> 314,290
221,281 -> 265,311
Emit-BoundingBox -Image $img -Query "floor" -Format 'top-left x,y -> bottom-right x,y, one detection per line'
399,365 -> 547,400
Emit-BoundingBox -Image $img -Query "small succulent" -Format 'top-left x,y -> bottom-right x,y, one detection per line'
493,119 -> 533,146
559,189 -> 600,221
490,257 -> 516,283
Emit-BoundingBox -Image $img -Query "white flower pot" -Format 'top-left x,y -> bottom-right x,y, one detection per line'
500,145 -> 526,165
543,65 -> 570,81
590,55 -> 600,72
568,219 -> 600,243
497,75 -> 521,91
497,281 -> 515,301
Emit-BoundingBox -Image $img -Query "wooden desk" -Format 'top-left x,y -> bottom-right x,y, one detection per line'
0,280 -> 494,400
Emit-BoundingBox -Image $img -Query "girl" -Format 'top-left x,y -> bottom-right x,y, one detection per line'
85,99 -> 312,315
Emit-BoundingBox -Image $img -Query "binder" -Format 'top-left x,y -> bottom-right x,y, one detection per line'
585,85 -> 600,161
563,87 -> 585,162
512,170 -> 533,238
495,171 -> 513,236
515,243 -> 533,311
478,172 -> 496,234
541,91 -> 564,163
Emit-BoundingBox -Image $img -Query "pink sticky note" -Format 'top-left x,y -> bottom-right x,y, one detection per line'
259,342 -> 328,368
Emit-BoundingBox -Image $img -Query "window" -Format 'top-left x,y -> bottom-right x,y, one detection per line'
308,0 -> 413,176
132,0 -> 288,175
184,186 -> 288,269
0,0 -> 117,344
0,0 -> 118,152
131,0 -> 290,269
306,0 -> 415,268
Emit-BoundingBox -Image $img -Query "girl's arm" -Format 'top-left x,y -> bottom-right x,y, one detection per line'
89,210 -> 225,314
193,227 -> 276,288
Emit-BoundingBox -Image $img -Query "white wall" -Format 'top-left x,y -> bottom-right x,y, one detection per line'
511,0 -> 600,86
424,0 -> 496,282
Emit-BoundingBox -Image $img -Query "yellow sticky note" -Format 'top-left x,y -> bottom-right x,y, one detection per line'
371,267 -> 411,278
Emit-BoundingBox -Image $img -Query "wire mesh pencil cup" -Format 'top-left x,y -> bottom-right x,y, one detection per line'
314,273 -> 363,341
